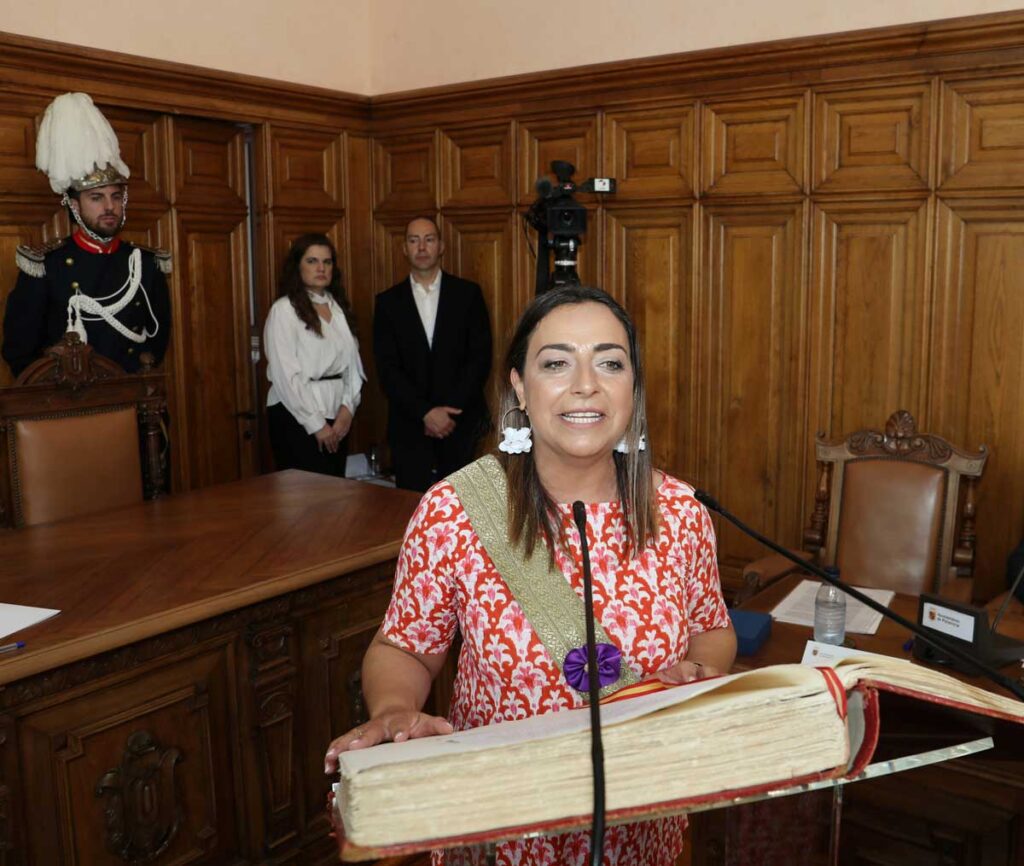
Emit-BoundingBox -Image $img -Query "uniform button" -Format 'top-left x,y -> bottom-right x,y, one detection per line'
70,281 -> 79,289
65,257 -> 74,265
128,348 -> 135,355
135,300 -> 141,307
132,325 -> 142,333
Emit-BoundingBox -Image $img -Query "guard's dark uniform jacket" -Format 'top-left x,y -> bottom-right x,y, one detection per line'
2,232 -> 171,377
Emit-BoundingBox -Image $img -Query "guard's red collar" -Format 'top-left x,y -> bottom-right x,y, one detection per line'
72,228 -> 121,255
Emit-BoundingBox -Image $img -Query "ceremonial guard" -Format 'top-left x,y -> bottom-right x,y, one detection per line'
2,92 -> 171,377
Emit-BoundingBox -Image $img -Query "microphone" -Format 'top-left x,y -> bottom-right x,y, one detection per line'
572,500 -> 606,866
693,489 -> 1024,701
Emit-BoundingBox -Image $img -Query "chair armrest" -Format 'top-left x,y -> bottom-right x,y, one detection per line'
736,552 -> 807,606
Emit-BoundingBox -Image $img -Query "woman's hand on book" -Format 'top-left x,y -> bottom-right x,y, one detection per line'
655,659 -> 720,685
324,711 -> 454,772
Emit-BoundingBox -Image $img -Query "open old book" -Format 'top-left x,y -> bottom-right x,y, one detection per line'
332,656 -> 1024,860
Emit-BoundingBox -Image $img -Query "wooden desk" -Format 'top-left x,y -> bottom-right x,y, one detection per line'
692,575 -> 1024,866
0,470 -> 421,865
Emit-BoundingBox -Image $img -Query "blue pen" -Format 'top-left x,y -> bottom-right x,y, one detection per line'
0,641 -> 25,654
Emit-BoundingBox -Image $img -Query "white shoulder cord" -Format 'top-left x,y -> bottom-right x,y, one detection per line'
66,248 -> 160,344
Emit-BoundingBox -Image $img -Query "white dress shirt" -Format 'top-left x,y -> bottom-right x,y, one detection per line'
410,269 -> 442,347
264,294 -> 366,435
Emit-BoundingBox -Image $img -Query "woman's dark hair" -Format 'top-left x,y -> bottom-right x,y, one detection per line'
497,285 -> 655,560
278,233 -> 354,336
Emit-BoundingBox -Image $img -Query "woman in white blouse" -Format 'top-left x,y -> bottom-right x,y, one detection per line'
264,234 -> 365,476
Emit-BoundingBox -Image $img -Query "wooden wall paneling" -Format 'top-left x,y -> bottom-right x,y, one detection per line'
813,81 -> 934,193
171,117 -> 255,491
940,75 -> 1024,192
0,92 -> 51,197
703,92 -> 807,197
440,122 -> 514,207
807,198 -> 932,460
269,126 -> 345,211
516,114 -> 599,205
173,206 -> 255,491
603,205 -> 693,479
930,200 -> 1024,600
172,117 -> 247,212
603,104 -> 697,199
442,210 -> 516,419
344,133 -> 378,457
696,202 -> 808,590
372,131 -> 438,212
103,106 -> 170,211
18,645 -> 240,864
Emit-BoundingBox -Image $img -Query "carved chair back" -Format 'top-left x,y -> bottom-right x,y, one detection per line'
0,334 -> 168,528
804,410 -> 987,595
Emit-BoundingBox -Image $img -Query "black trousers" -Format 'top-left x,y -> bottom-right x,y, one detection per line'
391,430 -> 479,492
268,403 -> 350,477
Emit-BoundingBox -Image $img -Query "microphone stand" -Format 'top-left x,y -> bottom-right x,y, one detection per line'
572,501 -> 606,866
693,490 -> 1024,702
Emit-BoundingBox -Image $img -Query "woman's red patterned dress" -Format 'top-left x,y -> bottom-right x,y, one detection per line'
381,471 -> 731,866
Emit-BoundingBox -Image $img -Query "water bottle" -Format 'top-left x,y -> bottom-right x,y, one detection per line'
814,567 -> 846,645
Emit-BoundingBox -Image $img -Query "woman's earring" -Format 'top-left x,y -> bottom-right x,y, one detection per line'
614,434 -> 647,454
498,406 -> 532,454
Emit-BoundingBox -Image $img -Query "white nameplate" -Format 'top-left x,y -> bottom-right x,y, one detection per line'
800,640 -> 908,667
921,601 -> 976,642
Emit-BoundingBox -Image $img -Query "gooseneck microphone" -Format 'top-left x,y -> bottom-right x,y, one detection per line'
572,500 -> 606,866
693,490 -> 1024,701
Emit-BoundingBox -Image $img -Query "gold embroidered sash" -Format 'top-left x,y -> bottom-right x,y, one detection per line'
447,454 -> 638,701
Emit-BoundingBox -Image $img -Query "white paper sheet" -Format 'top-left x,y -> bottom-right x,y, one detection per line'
771,579 -> 894,635
0,603 -> 60,642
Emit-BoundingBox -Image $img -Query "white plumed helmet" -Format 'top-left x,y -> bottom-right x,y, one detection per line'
35,92 -> 130,195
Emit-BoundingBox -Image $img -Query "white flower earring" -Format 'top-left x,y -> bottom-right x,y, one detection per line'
614,433 -> 647,454
498,406 -> 532,454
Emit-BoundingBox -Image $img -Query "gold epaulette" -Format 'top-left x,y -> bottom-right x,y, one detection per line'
137,245 -> 173,275
14,238 -> 65,278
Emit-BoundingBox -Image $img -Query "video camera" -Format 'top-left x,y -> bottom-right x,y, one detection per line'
525,160 -> 616,294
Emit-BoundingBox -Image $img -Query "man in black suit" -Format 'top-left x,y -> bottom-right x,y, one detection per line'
373,216 -> 492,492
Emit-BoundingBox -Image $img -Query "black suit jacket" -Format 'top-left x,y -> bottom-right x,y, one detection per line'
373,272 -> 492,455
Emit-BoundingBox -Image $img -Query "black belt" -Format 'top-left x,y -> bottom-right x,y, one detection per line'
313,373 -> 343,381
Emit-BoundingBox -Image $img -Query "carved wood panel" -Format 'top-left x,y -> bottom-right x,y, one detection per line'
813,81 -> 933,193
443,210 -> 516,415
441,123 -> 513,207
102,107 -> 170,211
269,125 -> 345,210
930,201 -> 1024,600
372,132 -> 437,212
0,92 -> 51,197
173,211 -> 256,489
703,93 -> 807,196
807,198 -> 931,472
17,647 -> 238,864
517,114 -> 599,204
299,577 -> 393,842
603,205 -> 693,477
940,76 -> 1024,191
696,202 -> 808,589
603,105 -> 696,199
172,118 -> 247,213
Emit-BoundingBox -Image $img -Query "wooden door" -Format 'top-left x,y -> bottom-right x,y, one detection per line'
170,117 -> 257,489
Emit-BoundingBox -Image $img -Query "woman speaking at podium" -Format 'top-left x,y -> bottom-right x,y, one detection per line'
325,286 -> 736,865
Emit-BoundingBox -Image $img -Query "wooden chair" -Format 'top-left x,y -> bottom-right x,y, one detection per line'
741,410 -> 988,602
0,333 -> 168,528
